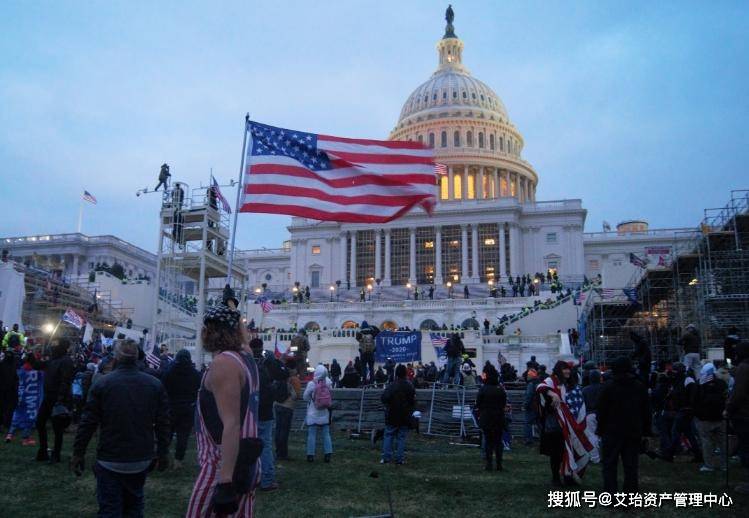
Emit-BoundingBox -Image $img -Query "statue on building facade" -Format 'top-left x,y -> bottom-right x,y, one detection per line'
444,4 -> 456,38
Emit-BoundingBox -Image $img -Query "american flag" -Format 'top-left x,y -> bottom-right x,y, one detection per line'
82,190 -> 97,204
210,175 -> 232,213
623,287 -> 638,304
430,333 -> 449,347
434,163 -> 448,176
145,343 -> 161,370
574,290 -> 586,305
240,121 -> 438,223
537,376 -> 593,479
62,308 -> 85,329
600,288 -> 618,299
259,297 -> 273,314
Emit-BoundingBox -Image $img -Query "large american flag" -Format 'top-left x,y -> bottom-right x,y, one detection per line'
240,121 -> 438,223
82,190 -> 97,204
259,297 -> 273,314
145,343 -> 161,370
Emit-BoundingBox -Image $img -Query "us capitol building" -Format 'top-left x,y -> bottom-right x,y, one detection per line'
237,10 -> 691,337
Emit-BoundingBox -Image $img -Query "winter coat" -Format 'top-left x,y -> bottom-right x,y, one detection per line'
381,378 -> 416,427
680,330 -> 701,354
582,382 -> 604,414
303,366 -> 332,426
162,352 -> 201,409
596,372 -> 651,439
693,377 -> 728,422
37,350 -> 75,407
475,384 -> 506,432
73,361 -> 170,463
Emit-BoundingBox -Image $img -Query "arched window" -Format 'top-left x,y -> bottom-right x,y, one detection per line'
440,131 -> 447,147
440,175 -> 449,200
452,91 -> 457,99
417,135 -> 423,144
490,134 -> 495,150
428,132 -> 435,148
304,321 -> 320,331
453,131 -> 461,147
462,91 -> 467,99
461,318 -> 479,329
419,319 -> 440,330
466,171 -> 476,199
478,132 -> 485,148
453,173 -> 462,199
466,131 -> 473,147
500,137 -> 504,151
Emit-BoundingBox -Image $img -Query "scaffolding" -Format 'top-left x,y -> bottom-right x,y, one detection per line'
584,189 -> 749,365
151,179 -> 246,366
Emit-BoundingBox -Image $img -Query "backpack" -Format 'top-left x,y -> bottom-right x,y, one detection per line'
272,378 -> 290,403
7,333 -> 20,349
313,380 -> 332,410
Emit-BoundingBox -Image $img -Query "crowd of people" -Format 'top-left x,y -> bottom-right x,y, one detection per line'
1,312 -> 748,516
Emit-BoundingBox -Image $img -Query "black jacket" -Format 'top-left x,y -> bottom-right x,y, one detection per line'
73,361 -> 171,463
596,372 -> 651,439
582,382 -> 603,413
39,352 -> 75,406
475,384 -> 506,431
255,353 -> 286,421
162,360 -> 201,409
381,379 -> 415,427
680,330 -> 701,354
693,378 -> 728,422
444,335 -> 465,359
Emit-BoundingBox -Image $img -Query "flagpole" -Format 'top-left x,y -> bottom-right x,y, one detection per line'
77,198 -> 84,233
226,113 -> 250,287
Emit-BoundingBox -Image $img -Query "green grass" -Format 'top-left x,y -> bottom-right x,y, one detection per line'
0,427 -> 747,517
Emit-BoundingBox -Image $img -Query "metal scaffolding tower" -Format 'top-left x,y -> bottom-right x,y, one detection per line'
151,179 -> 246,366
583,189 -> 749,365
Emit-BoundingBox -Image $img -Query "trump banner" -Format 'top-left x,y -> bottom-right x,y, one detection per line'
375,331 -> 422,363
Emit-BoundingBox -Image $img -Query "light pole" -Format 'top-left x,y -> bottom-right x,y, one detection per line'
335,279 -> 341,301
292,286 -> 298,303
446,281 -> 453,299
329,285 -> 335,302
488,278 -> 494,298
367,284 -> 373,301
406,282 -> 412,300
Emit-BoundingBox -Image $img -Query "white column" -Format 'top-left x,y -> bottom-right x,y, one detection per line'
493,168 -> 499,199
408,227 -> 417,284
471,224 -> 479,282
349,232 -> 357,287
509,224 -> 521,276
289,239 -> 298,286
448,166 -> 454,200
383,229 -> 392,286
460,224 -> 468,282
338,232 -> 348,284
477,168 -> 484,200
72,255 -> 79,278
498,223 -> 507,278
374,229 -> 382,281
463,168 -> 469,200
434,226 -> 443,285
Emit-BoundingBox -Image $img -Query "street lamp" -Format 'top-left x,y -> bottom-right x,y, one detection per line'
406,282 -> 412,300
446,281 -> 453,299
292,286 -> 299,303
329,285 -> 335,302
367,284 -> 373,301
42,322 -> 55,334
254,287 -> 262,294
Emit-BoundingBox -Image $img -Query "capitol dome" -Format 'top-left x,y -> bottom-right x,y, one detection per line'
390,8 -> 537,205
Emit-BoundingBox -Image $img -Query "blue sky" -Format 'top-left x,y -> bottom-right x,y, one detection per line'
1,0 -> 747,251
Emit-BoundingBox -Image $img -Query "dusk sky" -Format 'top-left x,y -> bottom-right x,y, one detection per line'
2,0 -> 747,252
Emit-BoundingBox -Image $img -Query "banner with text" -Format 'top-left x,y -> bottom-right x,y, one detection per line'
375,331 -> 422,363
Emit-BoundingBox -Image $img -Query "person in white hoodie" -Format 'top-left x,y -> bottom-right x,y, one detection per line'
303,365 -> 333,462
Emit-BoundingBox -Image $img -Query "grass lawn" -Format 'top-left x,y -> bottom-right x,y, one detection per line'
0,427 -> 746,517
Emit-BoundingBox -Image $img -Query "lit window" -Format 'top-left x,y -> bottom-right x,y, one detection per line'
466,171 -> 476,199
546,233 -> 557,244
311,245 -> 321,255
484,238 -> 496,245
450,240 -> 459,247
548,261 -> 558,270
453,173 -> 462,198
424,241 -> 434,249
440,175 -> 449,200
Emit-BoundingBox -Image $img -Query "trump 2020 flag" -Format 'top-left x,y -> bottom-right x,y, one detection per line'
62,308 -> 85,329
240,121 -> 438,223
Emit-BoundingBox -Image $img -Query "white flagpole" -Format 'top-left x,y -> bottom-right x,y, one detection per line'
77,197 -> 84,233
226,113 -> 250,287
